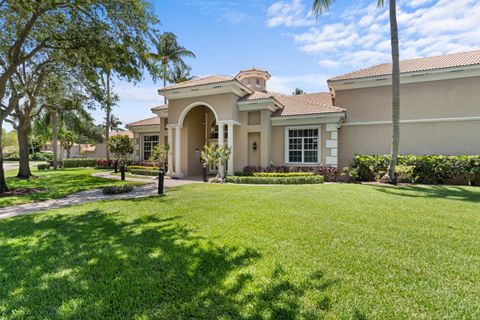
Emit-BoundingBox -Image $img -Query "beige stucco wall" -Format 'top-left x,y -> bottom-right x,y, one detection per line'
335,76 -> 480,168
168,93 -> 240,125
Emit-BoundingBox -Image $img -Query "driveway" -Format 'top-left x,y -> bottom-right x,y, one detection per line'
3,161 -> 44,171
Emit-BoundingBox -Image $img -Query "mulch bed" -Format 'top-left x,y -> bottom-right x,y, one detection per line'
0,188 -> 46,197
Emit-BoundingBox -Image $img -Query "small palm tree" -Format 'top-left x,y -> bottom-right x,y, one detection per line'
149,32 -> 196,103
312,0 -> 400,183
168,63 -> 193,84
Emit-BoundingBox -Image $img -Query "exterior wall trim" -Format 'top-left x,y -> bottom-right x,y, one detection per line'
342,116 -> 480,127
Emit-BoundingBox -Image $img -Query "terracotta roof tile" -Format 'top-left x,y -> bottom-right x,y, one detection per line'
126,116 -> 160,127
270,92 -> 345,117
160,75 -> 235,91
151,104 -> 168,111
240,91 -> 344,117
239,91 -> 274,101
330,50 -> 480,82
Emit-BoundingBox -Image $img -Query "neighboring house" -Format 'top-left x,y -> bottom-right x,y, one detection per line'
41,130 -> 134,159
83,130 -> 134,159
127,50 -> 480,177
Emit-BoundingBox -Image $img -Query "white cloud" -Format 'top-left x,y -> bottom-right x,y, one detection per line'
268,0 -> 480,69
266,0 -> 315,28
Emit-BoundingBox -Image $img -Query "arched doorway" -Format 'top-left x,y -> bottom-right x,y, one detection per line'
180,104 -> 222,176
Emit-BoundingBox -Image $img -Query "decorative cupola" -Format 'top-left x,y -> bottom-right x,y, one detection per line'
235,68 -> 271,92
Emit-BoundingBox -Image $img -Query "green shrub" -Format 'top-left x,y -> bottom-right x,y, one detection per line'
395,165 -> 415,183
243,166 -> 338,182
127,165 -> 160,171
30,152 -> 53,161
63,158 -> 98,168
252,172 -> 314,177
226,175 -> 324,185
102,185 -> 134,195
5,152 -> 19,161
37,163 -> 50,170
351,155 -> 480,184
129,168 -> 160,176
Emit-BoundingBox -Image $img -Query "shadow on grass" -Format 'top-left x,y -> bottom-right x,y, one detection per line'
365,183 -> 480,203
0,210 -> 338,319
1,170 -> 133,207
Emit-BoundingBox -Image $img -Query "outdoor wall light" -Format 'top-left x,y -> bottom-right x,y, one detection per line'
252,141 -> 257,150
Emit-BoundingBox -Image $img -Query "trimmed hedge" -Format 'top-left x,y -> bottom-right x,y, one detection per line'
102,185 -> 134,195
352,155 -> 480,185
63,158 -> 98,168
127,165 -> 159,171
226,175 -> 324,185
96,159 -> 114,169
243,165 -> 338,182
129,168 -> 160,176
37,163 -> 50,170
252,172 -> 314,177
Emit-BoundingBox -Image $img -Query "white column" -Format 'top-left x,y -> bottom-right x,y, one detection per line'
174,126 -> 183,178
217,122 -> 225,178
167,127 -> 173,176
217,123 -> 224,146
227,123 -> 234,176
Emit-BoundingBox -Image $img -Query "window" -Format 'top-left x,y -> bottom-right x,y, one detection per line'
286,127 -> 320,164
143,135 -> 159,160
256,78 -> 260,86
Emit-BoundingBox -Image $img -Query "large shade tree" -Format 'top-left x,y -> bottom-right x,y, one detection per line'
149,31 -> 196,103
0,0 -> 159,191
312,0 -> 400,182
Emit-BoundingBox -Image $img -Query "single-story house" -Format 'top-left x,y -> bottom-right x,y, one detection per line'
127,50 -> 480,177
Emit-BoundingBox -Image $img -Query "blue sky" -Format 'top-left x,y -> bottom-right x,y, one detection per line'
92,0 -> 480,129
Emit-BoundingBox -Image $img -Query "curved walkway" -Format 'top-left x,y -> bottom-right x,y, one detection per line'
0,173 -> 199,220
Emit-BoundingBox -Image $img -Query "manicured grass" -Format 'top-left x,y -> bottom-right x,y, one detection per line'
1,168 -> 138,207
1,183 -> 480,319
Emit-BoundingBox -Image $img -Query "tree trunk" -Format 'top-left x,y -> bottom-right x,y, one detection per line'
105,70 -> 111,162
51,111 -> 58,170
0,122 -> 9,192
16,121 -> 32,178
384,0 -> 400,183
163,65 -> 167,104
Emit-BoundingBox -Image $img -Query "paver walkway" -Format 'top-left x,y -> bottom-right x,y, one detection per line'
0,172 -> 199,220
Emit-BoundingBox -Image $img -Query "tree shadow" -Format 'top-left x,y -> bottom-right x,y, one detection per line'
0,210 -> 339,319
365,184 -> 480,203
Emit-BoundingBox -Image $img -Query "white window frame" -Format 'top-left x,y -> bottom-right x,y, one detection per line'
142,134 -> 159,161
284,126 -> 321,165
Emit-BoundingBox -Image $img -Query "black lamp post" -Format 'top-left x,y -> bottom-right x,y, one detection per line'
158,167 -> 165,195
202,164 -> 208,183
120,164 -> 125,181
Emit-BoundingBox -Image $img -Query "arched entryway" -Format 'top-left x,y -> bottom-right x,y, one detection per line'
168,102 -> 237,178
182,104 -> 223,176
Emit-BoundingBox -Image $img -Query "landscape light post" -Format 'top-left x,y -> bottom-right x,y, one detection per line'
158,168 -> 165,195
202,164 -> 208,183
120,164 -> 125,181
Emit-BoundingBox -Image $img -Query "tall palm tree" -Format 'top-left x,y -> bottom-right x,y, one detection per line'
312,0 -> 400,183
168,63 -> 193,84
149,32 -> 196,103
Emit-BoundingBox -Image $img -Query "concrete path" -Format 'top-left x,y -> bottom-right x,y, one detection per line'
0,172 -> 200,220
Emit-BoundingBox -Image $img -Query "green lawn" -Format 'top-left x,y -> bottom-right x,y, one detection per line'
1,168 -> 138,207
1,183 -> 479,319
